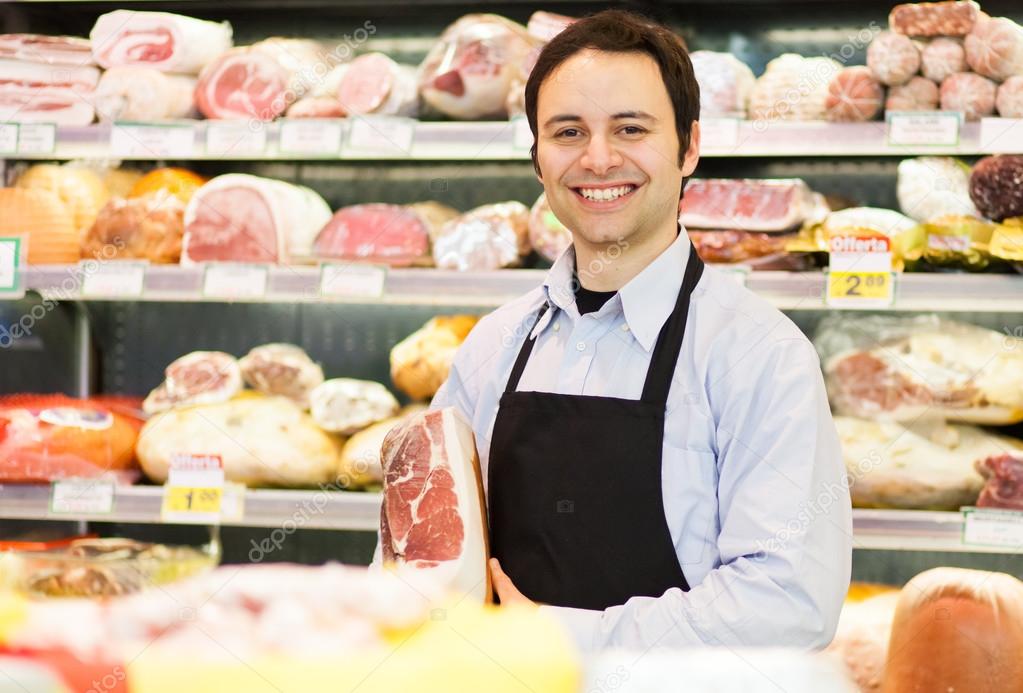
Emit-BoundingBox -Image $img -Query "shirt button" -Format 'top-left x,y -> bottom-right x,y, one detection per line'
621,324 -> 630,332
553,322 -> 560,332
576,341 -> 586,351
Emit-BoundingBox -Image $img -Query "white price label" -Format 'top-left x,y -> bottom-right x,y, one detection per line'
320,263 -> 387,299
927,234 -> 971,253
512,116 -> 533,151
80,261 -> 146,297
886,111 -> 960,147
962,507 -> 1023,549
17,123 -> 56,154
699,118 -> 740,151
347,117 -> 415,155
278,119 -> 343,155
111,123 -> 195,157
0,124 -> 18,154
203,263 -> 268,300
206,122 -> 267,156
979,117 -> 1023,153
162,453 -> 226,524
50,478 -> 115,515
826,235 -> 895,309
0,236 -> 22,294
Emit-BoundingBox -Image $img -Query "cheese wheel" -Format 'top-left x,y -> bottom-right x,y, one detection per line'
0,187 -> 78,264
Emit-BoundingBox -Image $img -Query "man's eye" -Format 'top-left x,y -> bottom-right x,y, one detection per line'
556,128 -> 580,138
620,126 -> 646,135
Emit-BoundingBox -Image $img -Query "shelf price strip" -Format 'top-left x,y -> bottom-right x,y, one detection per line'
886,110 -> 961,147
50,477 -> 115,515
162,453 -> 225,524
110,122 -> 195,158
962,507 -> 1023,550
825,235 -> 895,309
202,263 -> 269,300
0,236 -> 24,298
80,260 -> 147,298
319,263 -> 387,299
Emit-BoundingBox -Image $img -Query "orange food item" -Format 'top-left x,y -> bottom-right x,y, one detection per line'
129,168 -> 206,203
0,187 -> 78,264
0,394 -> 144,482
15,164 -> 110,234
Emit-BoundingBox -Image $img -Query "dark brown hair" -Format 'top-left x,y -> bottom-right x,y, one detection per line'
524,9 -> 700,196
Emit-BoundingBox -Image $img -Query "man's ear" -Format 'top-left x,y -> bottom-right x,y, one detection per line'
531,146 -> 543,182
681,120 -> 700,177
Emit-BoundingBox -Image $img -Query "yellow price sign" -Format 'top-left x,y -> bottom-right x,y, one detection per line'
826,271 -> 894,307
163,486 -> 222,515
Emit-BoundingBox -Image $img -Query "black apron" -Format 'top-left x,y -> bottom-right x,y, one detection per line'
488,247 -> 705,611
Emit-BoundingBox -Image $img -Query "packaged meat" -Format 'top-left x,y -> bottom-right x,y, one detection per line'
143,351 -> 243,415
285,95 -> 347,118
391,315 -> 480,401
0,58 -> 99,126
380,407 -> 491,603
528,192 -> 572,263
896,156 -> 979,222
690,230 -> 805,269
309,378 -> 400,435
337,404 -> 427,489
128,167 -> 205,204
526,11 -> 576,42
407,201 -> 460,240
889,1 -> 981,37
918,215 -> 1000,270
965,16 -> 1023,82
81,191 -> 186,264
834,416 -> 1021,510
920,37 -> 966,83
885,75 -> 939,111
990,219 -> 1023,264
0,34 -> 94,66
195,38 -> 326,120
825,66 -> 884,122
976,453 -> 1023,510
749,54 -> 841,121
997,75 -> 1023,117
969,155 -> 1023,221
15,164 -> 109,235
867,32 -> 921,87
939,71 -> 996,120
816,314 -> 1023,425
882,568 -> 1023,693
137,393 -> 342,487
315,53 -> 418,117
182,173 -> 331,264
90,10 -> 232,74
92,67 -> 197,121
0,188 -> 78,264
821,206 -> 924,268
678,178 -> 817,233
825,590 -> 899,693
432,201 -> 530,271
418,14 -> 535,120
0,394 -> 143,483
238,343 -> 324,408
689,50 -> 756,117
314,203 -> 433,267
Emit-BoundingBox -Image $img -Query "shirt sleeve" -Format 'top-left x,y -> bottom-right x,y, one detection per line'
541,337 -> 852,652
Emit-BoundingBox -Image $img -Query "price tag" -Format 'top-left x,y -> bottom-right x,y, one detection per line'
886,111 -> 960,147
319,263 -> 387,299
699,118 -> 740,151
162,453 -> 225,524
0,124 -> 18,154
203,263 -> 269,300
110,122 -> 195,157
278,119 -> 343,155
80,260 -> 146,297
826,271 -> 894,304
826,235 -> 895,308
0,237 -> 23,296
50,478 -> 115,515
512,116 -> 533,151
206,121 -> 267,157
962,507 -> 1023,549
927,233 -> 971,253
979,117 -> 1023,153
17,123 -> 56,154
347,116 -> 415,155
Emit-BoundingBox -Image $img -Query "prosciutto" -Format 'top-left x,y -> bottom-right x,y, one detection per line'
679,179 -> 817,233
0,58 -> 99,125
90,10 -> 232,74
92,67 -> 197,121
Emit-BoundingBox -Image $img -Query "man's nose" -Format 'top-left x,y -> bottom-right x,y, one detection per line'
580,134 -> 623,176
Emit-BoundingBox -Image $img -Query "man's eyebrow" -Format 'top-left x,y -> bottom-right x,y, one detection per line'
612,111 -> 656,121
542,111 -> 657,128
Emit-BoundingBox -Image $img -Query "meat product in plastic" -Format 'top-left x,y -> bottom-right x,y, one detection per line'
997,75 -> 1023,117
0,58 -> 99,125
407,201 -> 460,241
337,404 -> 427,488
897,156 -> 978,222
82,191 -> 185,264
689,230 -> 789,264
689,50 -> 755,117
195,38 -> 326,120
749,54 -> 841,121
678,178 -> 816,233
314,203 -> 433,267
867,32 -> 921,86
432,201 -> 530,271
92,67 -> 197,121
976,453 -> 1023,510
418,14 -> 535,120
965,16 -> 1023,83
885,75 -> 939,111
0,34 -> 94,66
0,187 -> 78,264
921,37 -> 966,83
526,11 -> 575,42
391,315 -> 480,401
143,351 -> 243,414
969,155 -> 1023,222
825,66 -> 884,122
939,71 -> 996,120
183,173 -> 331,264
16,164 -> 109,235
312,53 -> 418,117
285,96 -> 346,118
888,1 -> 981,37
380,407 -> 490,602
505,12 -> 575,118
239,343 -> 324,409
90,11 -> 232,74
528,192 -> 572,263
0,394 -> 143,483
309,378 -> 400,435
128,167 -> 205,204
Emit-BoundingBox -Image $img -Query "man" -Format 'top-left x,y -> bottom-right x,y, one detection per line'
429,10 -> 852,651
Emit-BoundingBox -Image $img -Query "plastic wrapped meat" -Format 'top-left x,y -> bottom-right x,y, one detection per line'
679,179 -> 817,233
314,203 -> 434,267
921,38 -> 966,83
90,10 -> 232,74
309,378 -> 400,435
390,315 -> 480,401
940,72 -> 996,121
689,230 -> 809,270
0,34 -> 95,66
867,32 -> 921,86
239,343 -> 324,409
749,54 -> 841,121
313,53 -> 418,117
976,453 -> 1023,510
92,67 -> 197,121
997,76 -> 1023,118
885,76 -> 939,111
969,155 -> 1023,222
825,66 -> 884,122
819,207 -> 924,270
965,17 -> 1023,83
896,157 -> 978,222
689,51 -> 755,117
528,192 -> 572,263
143,351 -> 243,414
81,191 -> 185,264
888,1 -> 981,37
432,201 -> 530,271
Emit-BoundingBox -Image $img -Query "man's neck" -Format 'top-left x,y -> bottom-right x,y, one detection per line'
573,219 -> 679,292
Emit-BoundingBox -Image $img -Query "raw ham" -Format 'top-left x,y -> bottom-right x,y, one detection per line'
940,71 -> 996,120
997,76 -> 1023,117
867,31 -> 920,86
380,407 -> 490,602
313,204 -> 433,267
182,173 -> 331,264
143,351 -> 243,414
825,66 -> 884,122
82,191 -> 185,264
921,37 -> 966,83
689,51 -> 755,117
689,230 -> 789,264
90,10 -> 232,74
889,1 -> 981,37
0,34 -> 94,66
316,53 -> 418,117
976,453 -> 1023,510
885,75 -> 939,111
965,16 -> 1023,83
195,38 -> 325,120
92,67 -> 197,121
239,343 -> 324,409
432,201 -> 530,271
0,58 -> 99,125
678,179 -> 816,233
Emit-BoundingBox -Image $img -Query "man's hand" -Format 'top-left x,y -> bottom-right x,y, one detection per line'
489,558 -> 536,607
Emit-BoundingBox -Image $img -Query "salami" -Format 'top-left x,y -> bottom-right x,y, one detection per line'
940,72 -> 996,120
888,1 -> 980,37
921,37 -> 966,83
976,453 -> 1023,510
969,155 -> 1023,222
997,76 -> 1023,118
143,351 -> 243,414
867,31 -> 921,86
965,17 -> 1023,83
825,66 -> 884,122
886,76 -> 940,111
239,343 -> 324,409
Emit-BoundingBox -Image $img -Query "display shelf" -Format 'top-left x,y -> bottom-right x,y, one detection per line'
1,117 -> 1020,161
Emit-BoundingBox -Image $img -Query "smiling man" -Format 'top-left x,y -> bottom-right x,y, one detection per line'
428,10 -> 852,651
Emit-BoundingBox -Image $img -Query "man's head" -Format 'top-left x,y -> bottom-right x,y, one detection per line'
525,10 -> 700,250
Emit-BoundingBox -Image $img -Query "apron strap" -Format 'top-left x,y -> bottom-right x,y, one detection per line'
641,249 -> 705,406
505,303 -> 550,393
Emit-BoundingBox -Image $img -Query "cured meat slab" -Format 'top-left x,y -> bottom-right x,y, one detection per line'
0,34 -> 94,66
678,179 -> 816,233
0,58 -> 99,125
380,408 -> 491,603
976,453 -> 1023,510
93,67 -> 197,121
888,1 -> 981,37
90,10 -> 232,74
314,204 -> 432,267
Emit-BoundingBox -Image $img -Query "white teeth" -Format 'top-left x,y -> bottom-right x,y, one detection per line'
579,185 -> 635,201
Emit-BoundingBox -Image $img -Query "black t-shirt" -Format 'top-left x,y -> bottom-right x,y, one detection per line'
573,275 -> 618,315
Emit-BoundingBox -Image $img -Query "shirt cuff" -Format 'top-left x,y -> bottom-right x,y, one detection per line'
539,604 -> 602,652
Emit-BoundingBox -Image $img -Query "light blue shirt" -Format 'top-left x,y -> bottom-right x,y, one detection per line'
429,230 -> 852,652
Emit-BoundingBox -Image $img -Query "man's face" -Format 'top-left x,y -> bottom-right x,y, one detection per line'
535,48 -> 700,248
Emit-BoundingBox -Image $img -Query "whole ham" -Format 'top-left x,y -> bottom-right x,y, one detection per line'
940,71 -> 996,121
314,203 -> 435,267
0,34 -> 94,66
195,38 -> 327,120
679,179 -> 817,233
432,201 -> 530,271
311,53 -> 418,117
143,351 -> 243,414
0,58 -> 99,125
976,453 -> 1023,510
380,407 -> 491,603
749,54 -> 840,121
506,11 -> 575,117
921,37 -> 966,83
965,16 -> 1023,83
90,10 -> 232,74
886,76 -> 939,111
82,191 -> 186,264
238,343 -> 324,409
997,76 -> 1023,117
689,51 -> 755,117
888,1 -> 981,37
867,31 -> 920,87
182,174 -> 331,264
825,66 -> 884,122
92,67 -> 197,121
